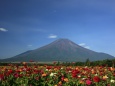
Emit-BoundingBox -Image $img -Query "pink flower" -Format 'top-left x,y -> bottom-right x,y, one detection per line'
86,79 -> 92,85
14,73 -> 19,78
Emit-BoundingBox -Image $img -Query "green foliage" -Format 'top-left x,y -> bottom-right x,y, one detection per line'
85,58 -> 90,66
62,59 -> 115,67
0,58 -> 115,67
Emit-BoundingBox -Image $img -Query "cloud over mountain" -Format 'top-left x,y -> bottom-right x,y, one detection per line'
79,43 -> 90,49
0,28 -> 8,32
48,34 -> 57,38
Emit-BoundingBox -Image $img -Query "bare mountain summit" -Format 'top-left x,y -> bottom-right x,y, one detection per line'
1,38 -> 114,62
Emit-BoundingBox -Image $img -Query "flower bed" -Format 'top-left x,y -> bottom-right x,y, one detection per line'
0,63 -> 115,86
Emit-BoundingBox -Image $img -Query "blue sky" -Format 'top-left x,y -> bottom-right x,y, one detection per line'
0,0 -> 115,59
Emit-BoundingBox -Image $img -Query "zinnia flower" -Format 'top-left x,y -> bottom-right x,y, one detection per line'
79,80 -> 85,84
93,76 -> 100,82
102,75 -> 108,80
14,73 -> 19,78
58,81 -> 62,85
86,79 -> 92,85
64,78 -> 69,82
50,72 -> 57,77
42,73 -> 47,77
110,79 -> 115,83
71,70 -> 79,78
0,74 -> 4,80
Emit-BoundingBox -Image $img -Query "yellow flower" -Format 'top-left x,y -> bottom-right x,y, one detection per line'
64,78 -> 69,82
58,81 -> 62,85
79,80 -> 85,84
102,75 -> 108,80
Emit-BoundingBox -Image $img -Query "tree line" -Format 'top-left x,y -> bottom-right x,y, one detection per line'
0,58 -> 115,67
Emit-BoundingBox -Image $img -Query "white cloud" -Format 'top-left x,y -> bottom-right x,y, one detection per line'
79,43 -> 86,46
0,28 -> 8,32
84,46 -> 90,49
48,34 -> 57,38
79,43 -> 90,49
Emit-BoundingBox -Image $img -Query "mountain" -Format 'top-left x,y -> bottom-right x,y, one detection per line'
0,38 -> 114,62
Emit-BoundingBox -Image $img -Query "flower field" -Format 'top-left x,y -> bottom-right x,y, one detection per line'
0,63 -> 115,86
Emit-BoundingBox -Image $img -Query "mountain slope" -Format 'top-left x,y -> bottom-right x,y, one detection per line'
1,38 -> 114,62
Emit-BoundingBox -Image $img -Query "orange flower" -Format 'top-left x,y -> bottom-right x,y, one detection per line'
91,69 -> 95,74
58,81 -> 62,85
19,69 -> 22,72
42,73 -> 47,77
64,78 -> 69,82
110,67 -> 114,71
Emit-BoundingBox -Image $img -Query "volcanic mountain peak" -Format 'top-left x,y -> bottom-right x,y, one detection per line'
37,39 -> 76,53
49,38 -> 91,51
54,38 -> 71,42
51,38 -> 72,44
0,38 -> 114,62
48,38 -> 78,47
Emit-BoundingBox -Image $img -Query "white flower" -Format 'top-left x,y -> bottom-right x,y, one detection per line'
78,75 -> 81,78
50,72 -> 57,77
95,74 -> 98,76
45,69 -> 49,71
110,79 -> 115,83
50,73 -> 54,76
82,78 -> 86,80
69,71 -> 71,72
61,67 -> 64,70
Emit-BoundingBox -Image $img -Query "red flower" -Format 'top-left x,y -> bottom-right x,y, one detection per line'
93,76 -> 100,82
14,73 -> 19,78
0,74 -> 4,80
61,76 -> 65,81
71,70 -> 79,78
86,79 -> 92,85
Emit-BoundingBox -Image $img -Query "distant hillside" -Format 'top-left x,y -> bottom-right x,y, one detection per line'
0,38 -> 114,62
